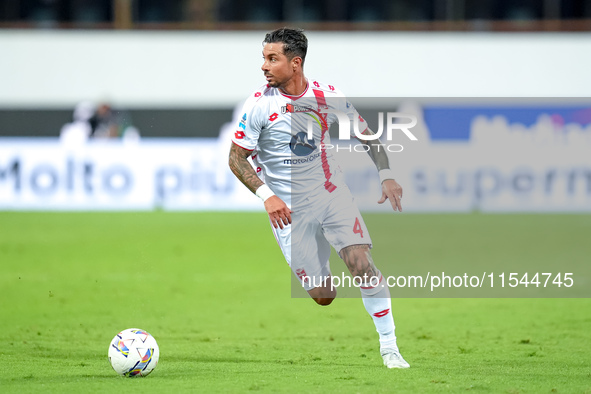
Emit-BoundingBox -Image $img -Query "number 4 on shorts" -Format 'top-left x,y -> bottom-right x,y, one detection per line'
353,217 -> 364,238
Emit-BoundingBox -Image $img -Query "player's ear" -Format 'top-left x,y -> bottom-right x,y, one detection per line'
292,56 -> 302,70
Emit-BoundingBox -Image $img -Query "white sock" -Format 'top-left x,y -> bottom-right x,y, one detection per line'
360,275 -> 398,353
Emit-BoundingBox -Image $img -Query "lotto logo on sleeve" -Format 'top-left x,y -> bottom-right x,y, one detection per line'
234,130 -> 245,139
269,113 -> 279,122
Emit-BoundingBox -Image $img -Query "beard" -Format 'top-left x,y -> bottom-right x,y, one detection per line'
266,78 -> 279,87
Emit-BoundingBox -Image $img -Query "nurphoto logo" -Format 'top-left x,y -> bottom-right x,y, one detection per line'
311,109 -> 418,153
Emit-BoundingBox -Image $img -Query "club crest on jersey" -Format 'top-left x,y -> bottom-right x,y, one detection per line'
289,131 -> 317,156
281,103 -> 315,114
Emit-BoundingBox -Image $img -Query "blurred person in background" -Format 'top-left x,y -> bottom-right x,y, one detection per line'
59,100 -> 96,147
90,103 -> 119,139
90,102 -> 141,142
60,101 -> 140,144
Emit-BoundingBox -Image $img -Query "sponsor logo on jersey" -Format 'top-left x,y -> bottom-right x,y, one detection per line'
238,113 -> 246,130
283,151 -> 321,165
281,103 -> 315,114
289,131 -> 317,157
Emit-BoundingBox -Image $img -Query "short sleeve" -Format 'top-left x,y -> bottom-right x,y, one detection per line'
231,96 -> 265,151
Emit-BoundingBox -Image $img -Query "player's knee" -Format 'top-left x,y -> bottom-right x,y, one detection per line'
313,297 -> 335,306
340,244 -> 375,277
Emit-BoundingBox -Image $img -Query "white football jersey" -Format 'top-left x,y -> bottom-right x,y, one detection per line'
231,79 -> 368,208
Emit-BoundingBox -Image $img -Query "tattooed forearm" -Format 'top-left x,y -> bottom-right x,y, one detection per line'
228,143 -> 264,194
340,244 -> 379,278
361,128 -> 390,171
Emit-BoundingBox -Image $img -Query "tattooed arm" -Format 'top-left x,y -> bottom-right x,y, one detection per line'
228,143 -> 292,229
358,128 -> 404,212
228,142 -> 264,193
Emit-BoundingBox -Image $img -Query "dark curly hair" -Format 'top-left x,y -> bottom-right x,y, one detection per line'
263,27 -> 308,65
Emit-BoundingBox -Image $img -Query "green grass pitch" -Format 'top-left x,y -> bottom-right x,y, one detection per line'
1,212 -> 590,393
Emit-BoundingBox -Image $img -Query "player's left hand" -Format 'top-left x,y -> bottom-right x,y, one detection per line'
378,179 -> 403,212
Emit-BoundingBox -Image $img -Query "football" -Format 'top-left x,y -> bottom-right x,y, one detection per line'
108,328 -> 159,377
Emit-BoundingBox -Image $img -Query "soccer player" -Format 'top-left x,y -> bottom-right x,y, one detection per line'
228,27 -> 409,369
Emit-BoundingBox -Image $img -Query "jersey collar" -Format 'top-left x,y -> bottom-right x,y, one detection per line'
279,79 -> 309,100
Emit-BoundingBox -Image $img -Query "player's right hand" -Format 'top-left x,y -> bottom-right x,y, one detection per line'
264,196 -> 292,229
378,178 -> 403,212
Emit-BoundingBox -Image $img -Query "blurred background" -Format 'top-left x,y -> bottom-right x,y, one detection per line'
1,0 -> 590,211
2,0 -> 591,28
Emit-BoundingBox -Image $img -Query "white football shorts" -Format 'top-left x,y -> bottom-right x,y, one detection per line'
271,186 -> 372,291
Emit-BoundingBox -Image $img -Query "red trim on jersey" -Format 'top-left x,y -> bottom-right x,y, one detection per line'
312,89 -> 337,193
279,81 -> 309,100
231,140 -> 254,152
312,88 -> 327,108
355,123 -> 370,138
